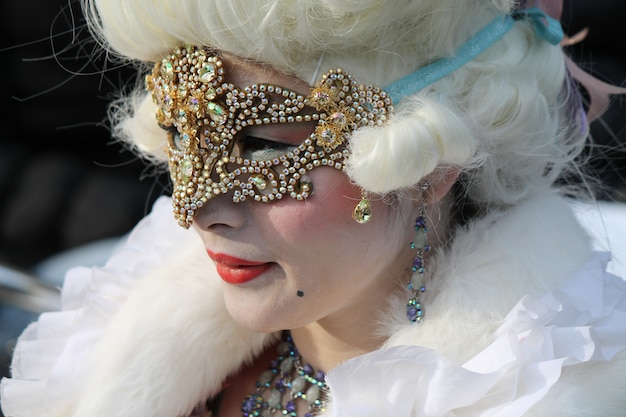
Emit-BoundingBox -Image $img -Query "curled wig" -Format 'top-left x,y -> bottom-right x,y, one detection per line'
84,0 -> 585,206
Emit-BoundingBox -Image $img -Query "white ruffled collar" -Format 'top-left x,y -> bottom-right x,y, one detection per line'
326,252 -> 626,417
3,192 -> 626,417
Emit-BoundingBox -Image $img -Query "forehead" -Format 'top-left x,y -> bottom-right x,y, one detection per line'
222,54 -> 311,96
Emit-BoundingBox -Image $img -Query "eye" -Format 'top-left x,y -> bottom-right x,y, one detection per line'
236,135 -> 297,160
164,126 -> 186,151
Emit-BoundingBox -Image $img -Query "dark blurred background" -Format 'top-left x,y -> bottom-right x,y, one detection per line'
0,0 -> 625,409
0,2 -> 169,270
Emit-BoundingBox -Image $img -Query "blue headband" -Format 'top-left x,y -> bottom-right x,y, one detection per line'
385,7 -> 564,105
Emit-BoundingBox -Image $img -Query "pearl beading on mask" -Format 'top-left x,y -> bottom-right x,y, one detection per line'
146,45 -> 393,228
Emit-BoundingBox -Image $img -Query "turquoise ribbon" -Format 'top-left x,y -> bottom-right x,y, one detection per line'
385,7 -> 564,105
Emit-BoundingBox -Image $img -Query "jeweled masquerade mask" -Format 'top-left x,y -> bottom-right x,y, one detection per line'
147,9 -> 575,228
146,45 -> 393,228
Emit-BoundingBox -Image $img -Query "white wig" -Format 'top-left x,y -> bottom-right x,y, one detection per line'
84,0 -> 585,206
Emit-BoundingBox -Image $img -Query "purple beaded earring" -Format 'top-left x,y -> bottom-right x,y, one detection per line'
406,182 -> 430,323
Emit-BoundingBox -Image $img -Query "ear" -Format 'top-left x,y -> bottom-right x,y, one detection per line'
424,167 -> 460,205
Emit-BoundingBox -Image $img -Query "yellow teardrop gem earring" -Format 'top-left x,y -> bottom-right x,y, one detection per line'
352,190 -> 372,224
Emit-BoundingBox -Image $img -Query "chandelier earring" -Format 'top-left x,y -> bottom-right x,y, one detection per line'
406,182 -> 430,323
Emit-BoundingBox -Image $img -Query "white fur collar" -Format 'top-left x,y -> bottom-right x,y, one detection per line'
382,189 -> 593,362
71,190 -> 604,417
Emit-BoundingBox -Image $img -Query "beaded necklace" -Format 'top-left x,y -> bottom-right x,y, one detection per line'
241,331 -> 329,417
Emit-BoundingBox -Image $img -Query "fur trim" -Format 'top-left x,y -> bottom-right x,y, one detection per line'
383,188 -> 592,362
71,241 -> 274,417
70,190 -> 626,416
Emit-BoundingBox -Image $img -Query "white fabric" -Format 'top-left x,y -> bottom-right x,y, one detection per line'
327,253 -> 626,417
2,193 -> 626,417
572,200 -> 626,278
1,197 -> 196,417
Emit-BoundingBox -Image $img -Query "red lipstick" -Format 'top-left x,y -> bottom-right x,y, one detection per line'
207,251 -> 274,284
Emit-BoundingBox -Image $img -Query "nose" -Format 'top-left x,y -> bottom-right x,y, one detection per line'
192,191 -> 248,232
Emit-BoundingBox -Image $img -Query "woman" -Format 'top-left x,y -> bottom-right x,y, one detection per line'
2,0 -> 626,416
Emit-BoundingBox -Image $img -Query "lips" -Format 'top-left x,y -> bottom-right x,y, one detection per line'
207,251 -> 274,284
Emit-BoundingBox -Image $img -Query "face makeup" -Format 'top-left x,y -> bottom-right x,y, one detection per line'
207,251 -> 275,284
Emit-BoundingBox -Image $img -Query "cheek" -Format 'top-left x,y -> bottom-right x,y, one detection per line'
261,170 -> 360,240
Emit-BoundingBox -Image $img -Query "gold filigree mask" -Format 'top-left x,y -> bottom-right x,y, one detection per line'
146,45 -> 393,228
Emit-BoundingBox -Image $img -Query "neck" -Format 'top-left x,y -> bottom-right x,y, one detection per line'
289,203 -> 450,372
290,311 -> 389,372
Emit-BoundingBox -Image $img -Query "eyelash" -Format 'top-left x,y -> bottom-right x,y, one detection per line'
237,135 -> 295,159
164,126 -> 297,160
165,127 -> 186,151
239,135 -> 289,151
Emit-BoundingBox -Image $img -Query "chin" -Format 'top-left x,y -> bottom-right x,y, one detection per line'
224,299 -> 284,333
226,302 -> 309,334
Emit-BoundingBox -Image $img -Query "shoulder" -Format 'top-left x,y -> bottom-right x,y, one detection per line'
383,190 -> 595,360
336,252 -> 626,416
573,199 -> 626,277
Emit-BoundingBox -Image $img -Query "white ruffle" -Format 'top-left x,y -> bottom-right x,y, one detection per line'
326,252 -> 626,417
572,200 -> 626,278
0,197 -> 195,417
